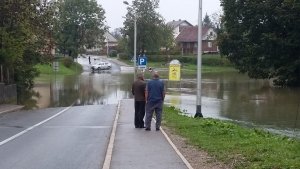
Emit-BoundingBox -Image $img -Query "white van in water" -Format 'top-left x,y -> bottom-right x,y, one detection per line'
91,61 -> 112,71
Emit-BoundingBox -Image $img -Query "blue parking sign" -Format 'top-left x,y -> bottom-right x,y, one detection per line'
138,56 -> 147,69
138,57 -> 147,66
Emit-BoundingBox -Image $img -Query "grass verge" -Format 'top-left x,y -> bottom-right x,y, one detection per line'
163,106 -> 300,169
35,61 -> 82,75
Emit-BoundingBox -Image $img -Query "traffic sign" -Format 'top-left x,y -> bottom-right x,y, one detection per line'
137,56 -> 147,69
138,56 -> 147,66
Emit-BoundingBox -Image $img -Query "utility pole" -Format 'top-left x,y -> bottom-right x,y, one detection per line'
195,0 -> 203,118
123,1 -> 137,81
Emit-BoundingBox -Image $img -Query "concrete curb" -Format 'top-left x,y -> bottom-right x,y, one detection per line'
153,118 -> 194,169
0,105 -> 24,115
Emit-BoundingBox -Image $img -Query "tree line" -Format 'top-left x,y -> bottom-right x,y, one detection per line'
0,0 -> 106,103
219,0 -> 300,86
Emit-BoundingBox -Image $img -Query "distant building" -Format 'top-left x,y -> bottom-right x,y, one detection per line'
176,26 -> 218,54
167,19 -> 218,54
104,32 -> 118,48
85,32 -> 118,54
167,20 -> 193,39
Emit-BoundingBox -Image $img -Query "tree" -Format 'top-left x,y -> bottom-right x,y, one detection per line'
0,0 -> 55,102
122,0 -> 173,54
203,13 -> 213,28
210,11 -> 223,31
219,0 -> 300,86
54,0 -> 106,58
159,24 -> 174,52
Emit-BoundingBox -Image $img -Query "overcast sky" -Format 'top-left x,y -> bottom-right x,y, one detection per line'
97,0 -> 222,31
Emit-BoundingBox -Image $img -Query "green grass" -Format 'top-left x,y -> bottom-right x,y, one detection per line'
120,58 -> 236,73
35,61 -> 82,75
163,106 -> 300,169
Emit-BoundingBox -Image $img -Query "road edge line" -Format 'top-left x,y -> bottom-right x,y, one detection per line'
154,118 -> 194,169
0,106 -> 73,146
102,100 -> 120,169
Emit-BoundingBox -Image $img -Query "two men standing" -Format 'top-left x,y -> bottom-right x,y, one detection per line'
131,71 -> 165,131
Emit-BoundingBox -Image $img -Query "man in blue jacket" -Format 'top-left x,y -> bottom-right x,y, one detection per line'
145,71 -> 165,131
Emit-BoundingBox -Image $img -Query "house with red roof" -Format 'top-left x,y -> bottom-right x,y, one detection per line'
167,20 -> 219,54
176,26 -> 218,54
167,20 -> 193,39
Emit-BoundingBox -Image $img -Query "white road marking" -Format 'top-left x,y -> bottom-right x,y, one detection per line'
0,106 -> 72,146
102,101 -> 121,169
42,126 -> 111,129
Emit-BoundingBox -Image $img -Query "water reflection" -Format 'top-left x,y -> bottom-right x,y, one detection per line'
32,70 -> 300,137
164,72 -> 300,135
34,72 -> 133,108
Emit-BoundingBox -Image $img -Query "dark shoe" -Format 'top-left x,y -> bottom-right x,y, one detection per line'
156,128 -> 160,131
140,126 -> 145,128
145,128 -> 151,131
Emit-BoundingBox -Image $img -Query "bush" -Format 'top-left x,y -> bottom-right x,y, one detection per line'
62,57 -> 73,68
109,50 -> 118,57
147,54 -> 232,66
118,53 -> 130,60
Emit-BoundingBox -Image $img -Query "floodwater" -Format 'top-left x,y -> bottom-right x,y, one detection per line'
32,60 -> 300,137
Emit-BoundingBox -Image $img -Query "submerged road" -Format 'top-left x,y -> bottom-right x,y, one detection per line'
0,105 -> 117,169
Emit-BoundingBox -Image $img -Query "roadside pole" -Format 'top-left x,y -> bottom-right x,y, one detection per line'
195,0 -> 203,118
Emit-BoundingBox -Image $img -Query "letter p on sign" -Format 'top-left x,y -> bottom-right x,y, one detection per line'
138,57 -> 147,66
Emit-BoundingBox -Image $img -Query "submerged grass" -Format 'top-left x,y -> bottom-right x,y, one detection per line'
35,61 -> 82,75
163,106 -> 300,169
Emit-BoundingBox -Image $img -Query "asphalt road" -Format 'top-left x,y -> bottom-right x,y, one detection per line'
0,104 -> 117,169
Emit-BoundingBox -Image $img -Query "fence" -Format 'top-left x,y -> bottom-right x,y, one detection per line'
0,83 -> 17,104
0,65 -> 17,104
0,65 -> 14,84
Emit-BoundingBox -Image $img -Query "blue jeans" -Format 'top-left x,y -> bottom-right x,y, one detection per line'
145,101 -> 163,129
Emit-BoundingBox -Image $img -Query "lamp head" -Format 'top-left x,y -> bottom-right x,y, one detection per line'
123,1 -> 129,5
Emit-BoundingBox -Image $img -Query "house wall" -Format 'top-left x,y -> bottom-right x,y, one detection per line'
173,27 -> 180,39
173,22 -> 193,39
203,28 -> 217,40
202,40 -> 219,53
179,41 -> 219,54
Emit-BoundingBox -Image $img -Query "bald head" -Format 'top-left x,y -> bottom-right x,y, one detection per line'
152,71 -> 159,79
137,73 -> 144,80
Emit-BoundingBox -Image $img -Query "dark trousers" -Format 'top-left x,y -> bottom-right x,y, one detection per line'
145,101 -> 163,129
134,101 -> 146,128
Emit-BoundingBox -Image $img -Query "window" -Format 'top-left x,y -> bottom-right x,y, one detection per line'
208,42 -> 212,48
186,43 -> 190,48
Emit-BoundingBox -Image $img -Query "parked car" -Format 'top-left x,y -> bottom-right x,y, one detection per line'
91,61 -> 112,71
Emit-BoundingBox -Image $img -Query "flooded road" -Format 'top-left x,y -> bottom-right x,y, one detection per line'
32,56 -> 300,137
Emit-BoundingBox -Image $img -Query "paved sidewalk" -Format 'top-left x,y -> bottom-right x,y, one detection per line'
0,104 -> 24,115
110,99 -> 190,169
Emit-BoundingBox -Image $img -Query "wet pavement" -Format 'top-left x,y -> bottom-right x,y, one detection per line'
109,99 -> 190,169
0,99 -> 191,169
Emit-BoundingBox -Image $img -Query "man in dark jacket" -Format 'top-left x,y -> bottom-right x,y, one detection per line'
145,71 -> 165,131
131,73 -> 146,128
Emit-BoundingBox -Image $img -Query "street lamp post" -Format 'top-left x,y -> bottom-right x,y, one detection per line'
106,36 -> 109,57
133,14 -> 137,81
195,0 -> 203,118
123,1 -> 137,80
